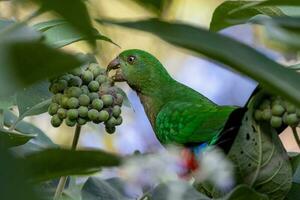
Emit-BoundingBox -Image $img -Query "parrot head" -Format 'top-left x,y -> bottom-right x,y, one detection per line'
107,49 -> 171,92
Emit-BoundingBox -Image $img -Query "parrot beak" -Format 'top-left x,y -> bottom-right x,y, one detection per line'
107,57 -> 125,82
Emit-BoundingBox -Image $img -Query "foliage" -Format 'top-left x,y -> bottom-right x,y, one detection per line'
0,0 -> 300,200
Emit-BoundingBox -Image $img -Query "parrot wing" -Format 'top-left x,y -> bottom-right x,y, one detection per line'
155,101 -> 236,145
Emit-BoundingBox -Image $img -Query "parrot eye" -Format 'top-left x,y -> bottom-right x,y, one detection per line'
127,56 -> 136,64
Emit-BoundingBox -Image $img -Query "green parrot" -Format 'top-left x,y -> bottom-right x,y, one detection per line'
107,49 -> 243,149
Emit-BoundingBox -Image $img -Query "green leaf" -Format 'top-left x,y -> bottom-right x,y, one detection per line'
220,185 -> 268,200
34,20 -> 118,48
0,40 -> 83,97
81,177 -> 126,200
33,19 -> 67,32
0,128 -> 35,148
225,91 -> 292,199
28,0 -> 96,47
210,1 -> 285,32
17,81 -> 52,119
285,183 -> 300,200
0,95 -> 16,109
24,148 -> 122,182
98,18 -> 300,107
150,181 -> 210,200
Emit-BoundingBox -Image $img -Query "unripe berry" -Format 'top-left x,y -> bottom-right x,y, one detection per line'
285,102 -> 296,114
81,85 -> 89,95
112,105 -> 121,117
61,74 -> 72,82
48,103 -> 59,115
67,109 -> 79,120
68,76 -> 82,87
51,115 -> 62,127
78,94 -> 90,106
98,110 -> 109,121
78,106 -> 88,118
82,71 -> 94,83
105,126 -> 116,134
57,108 -> 67,119
259,100 -> 271,110
106,117 -> 118,127
254,110 -> 263,121
52,93 -> 63,104
101,94 -> 114,107
71,68 -> 83,76
88,63 -> 102,77
95,75 -> 107,84
115,116 -> 123,125
66,87 -> 82,98
50,83 -> 60,94
92,99 -> 103,110
56,80 -> 68,91
286,113 -> 299,126
61,96 -> 69,108
67,97 -> 79,108
88,81 -> 100,92
271,104 -> 285,116
88,109 -> 99,121
262,109 -> 272,121
270,116 -> 282,128
65,118 -> 76,127
88,92 -> 99,101
77,118 -> 87,126
115,93 -> 123,106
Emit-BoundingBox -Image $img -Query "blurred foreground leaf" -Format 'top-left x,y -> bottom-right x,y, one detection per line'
0,128 -> 35,148
24,148 -> 122,182
99,18 -> 300,107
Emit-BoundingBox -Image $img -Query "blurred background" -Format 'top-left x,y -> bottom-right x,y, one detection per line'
0,0 -> 299,154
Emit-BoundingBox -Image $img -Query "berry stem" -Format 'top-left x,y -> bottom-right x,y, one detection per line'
53,124 -> 82,200
291,127 -> 300,150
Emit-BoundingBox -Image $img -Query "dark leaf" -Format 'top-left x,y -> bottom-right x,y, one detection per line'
210,1 -> 285,32
285,183 -> 300,200
0,128 -> 35,148
221,185 -> 268,200
24,148 -> 122,182
98,18 -> 300,107
131,0 -> 165,15
28,0 -> 96,47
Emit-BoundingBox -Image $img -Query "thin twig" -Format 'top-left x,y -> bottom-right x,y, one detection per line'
53,124 -> 82,200
292,127 -> 300,150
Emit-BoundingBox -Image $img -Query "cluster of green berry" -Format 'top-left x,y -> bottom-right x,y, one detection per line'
254,96 -> 300,128
48,63 -> 123,134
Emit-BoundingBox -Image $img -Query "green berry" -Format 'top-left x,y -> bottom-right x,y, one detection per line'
68,76 -> 82,87
61,95 -> 69,108
285,102 -> 296,114
66,87 -> 82,98
52,93 -> 63,104
98,110 -> 109,121
270,116 -> 282,128
48,103 -> 59,115
105,126 -> 116,134
271,104 -> 285,116
254,110 -> 262,121
57,108 -> 67,119
67,97 -> 79,108
51,115 -> 62,127
88,63 -> 102,77
78,94 -> 90,106
88,92 -> 99,101
101,94 -> 114,107
115,116 -> 123,125
65,118 -> 76,127
115,93 -> 123,106
77,118 -> 87,126
262,109 -> 272,121
259,100 -> 271,110
60,74 -> 72,82
78,106 -> 88,118
67,109 -> 79,120
112,105 -> 121,117
95,75 -> 107,84
56,80 -> 68,91
106,117 -> 118,127
50,83 -> 60,94
92,99 -> 103,110
88,109 -> 99,121
88,81 -> 100,92
286,113 -> 299,126
71,68 -> 83,76
81,85 -> 89,95
82,71 -> 94,83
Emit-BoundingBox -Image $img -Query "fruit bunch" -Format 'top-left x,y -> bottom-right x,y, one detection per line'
254,96 -> 300,128
48,63 -> 124,134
